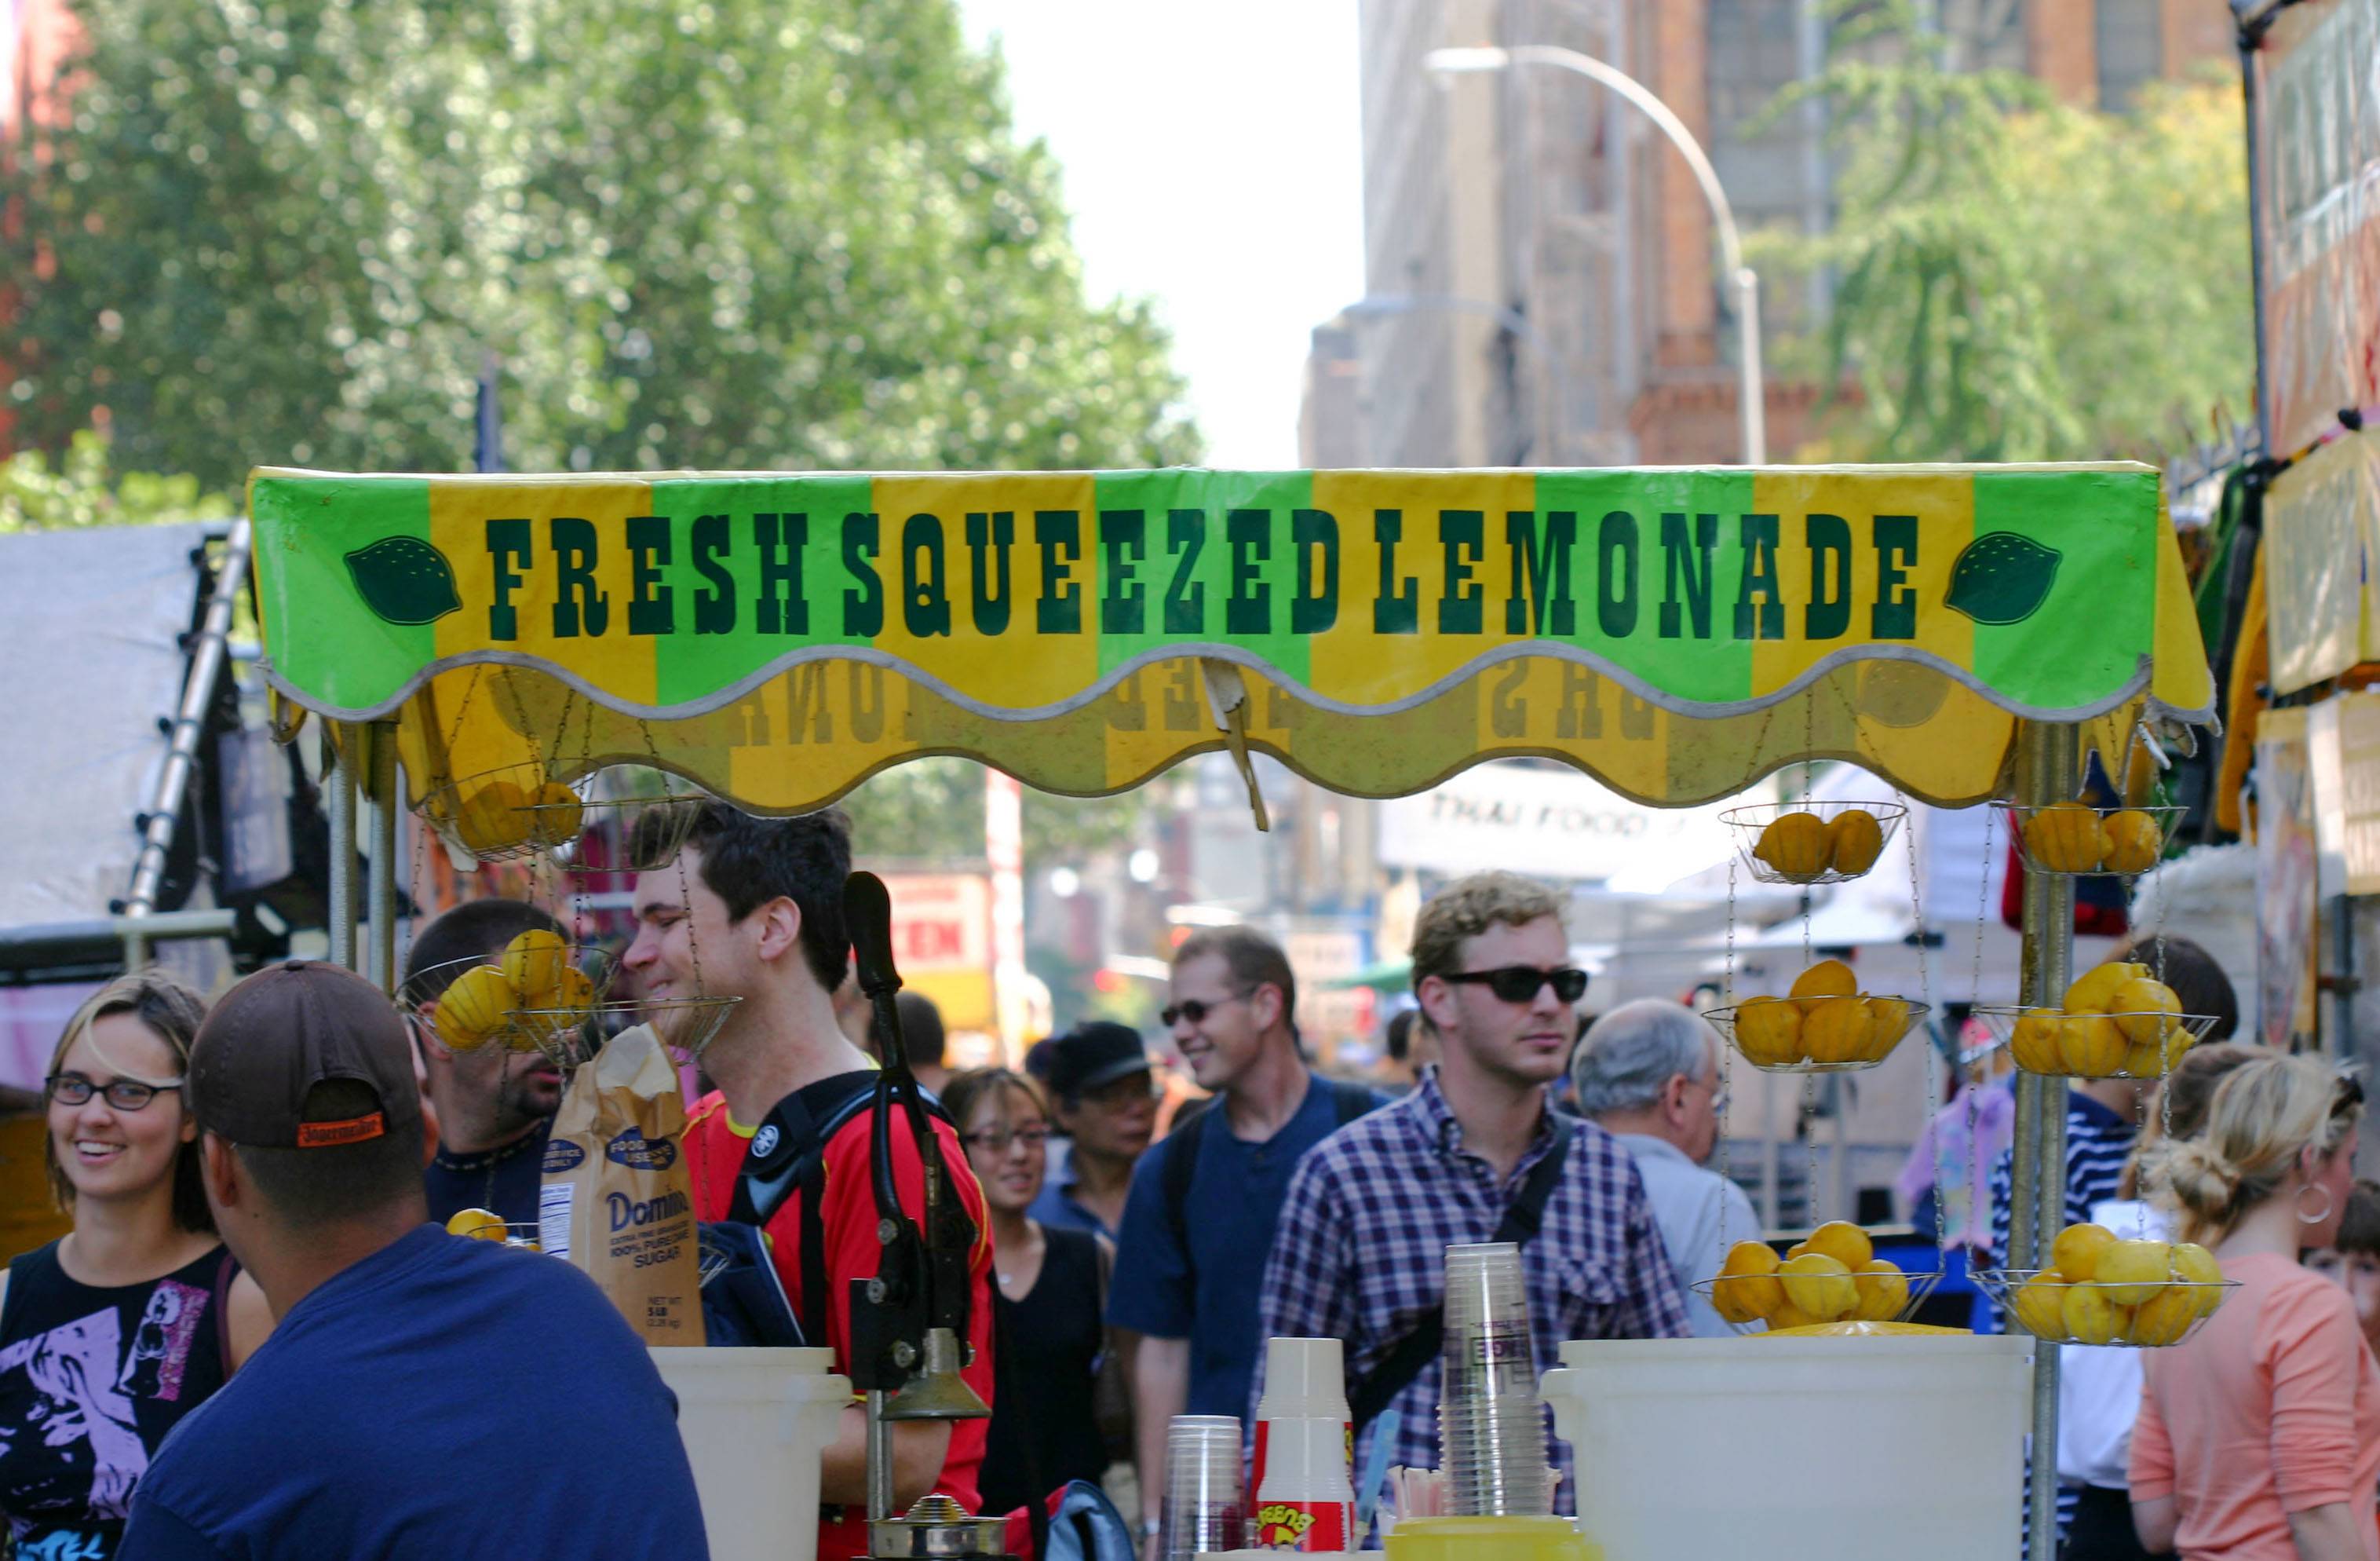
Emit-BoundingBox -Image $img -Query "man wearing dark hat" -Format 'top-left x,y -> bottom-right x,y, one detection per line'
1028,1021 -> 1158,1242
117,960 -> 703,1559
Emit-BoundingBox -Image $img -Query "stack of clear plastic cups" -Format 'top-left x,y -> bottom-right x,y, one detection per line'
1159,1414 -> 1247,1559
1437,1242 -> 1552,1517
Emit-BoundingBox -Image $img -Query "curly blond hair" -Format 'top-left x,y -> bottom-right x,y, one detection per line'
1410,872 -> 1568,989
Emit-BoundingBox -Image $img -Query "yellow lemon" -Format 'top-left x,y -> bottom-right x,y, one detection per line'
1851,1258 -> 1910,1322
526,780 -> 586,848
445,1207 -> 507,1241
2011,1275 -> 2070,1340
1780,1252 -> 1858,1321
1862,996 -> 1915,1062
1764,1300 -> 1824,1333
2101,809 -> 2164,874
2009,1007 -> 2067,1073
454,780 -> 534,856
2110,978 -> 2183,1046
2126,1287 -> 2199,1346
2050,1222 -> 2117,1283
436,964 -> 516,1050
2062,1285 -> 2129,1346
2119,1033 -> 2187,1080
1712,1241 -> 1785,1325
1827,810 -> 1885,875
1790,960 -> 1859,1011
2064,961 -> 2152,1015
1805,1221 -> 1875,1270
2170,1242 -> 2226,1317
2059,1014 -> 2129,1077
1800,997 -> 1874,1065
500,929 -> 571,1010
1732,996 -> 1803,1066
2094,1240 -> 2174,1307
2024,802 -> 2110,873
1756,812 -> 1832,876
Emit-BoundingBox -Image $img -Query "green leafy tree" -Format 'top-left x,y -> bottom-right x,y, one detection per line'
1754,5 -> 2254,462
0,430 -> 230,532
839,757 -> 1153,867
1,0 -> 1197,487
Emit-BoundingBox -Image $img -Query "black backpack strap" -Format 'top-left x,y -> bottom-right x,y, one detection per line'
1159,1105 -> 1211,1280
1329,1078 -> 1377,1128
1349,1115 -> 1573,1433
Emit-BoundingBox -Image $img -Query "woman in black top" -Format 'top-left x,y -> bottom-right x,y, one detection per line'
945,1067 -> 1125,1516
0,972 -> 270,1557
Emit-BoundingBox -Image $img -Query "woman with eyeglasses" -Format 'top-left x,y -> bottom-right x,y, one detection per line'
944,1066 -> 1127,1517
0,972 -> 272,1558
2130,1055 -> 2377,1561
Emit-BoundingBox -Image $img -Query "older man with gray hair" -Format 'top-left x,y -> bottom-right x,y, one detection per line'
1571,999 -> 1756,1337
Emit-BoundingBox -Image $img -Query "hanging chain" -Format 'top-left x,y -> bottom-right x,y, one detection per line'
1720,858 -> 1739,1252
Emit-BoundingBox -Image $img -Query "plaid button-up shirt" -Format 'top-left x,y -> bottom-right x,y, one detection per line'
1253,1069 -> 1690,1514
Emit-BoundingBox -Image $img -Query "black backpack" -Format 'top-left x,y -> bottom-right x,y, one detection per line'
711,1070 -> 954,1347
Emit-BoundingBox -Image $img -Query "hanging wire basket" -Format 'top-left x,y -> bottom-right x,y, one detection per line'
1997,802 -> 2189,879
1693,1263 -> 1943,1336
414,761 -> 703,872
1704,996 -> 1929,1074
401,945 -> 621,1055
1970,1005 -> 2225,1080
1973,1269 -> 2238,1348
1720,800 -> 1908,887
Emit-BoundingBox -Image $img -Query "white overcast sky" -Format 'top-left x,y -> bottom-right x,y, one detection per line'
957,1 -> 1367,470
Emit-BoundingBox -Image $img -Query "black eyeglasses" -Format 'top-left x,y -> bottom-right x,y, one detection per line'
46,1073 -> 181,1112
1162,993 -> 1250,1028
962,1126 -> 1050,1154
1441,966 -> 1590,1005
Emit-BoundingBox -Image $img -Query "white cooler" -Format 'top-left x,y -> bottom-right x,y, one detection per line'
649,1346 -> 852,1561
1542,1334 -> 2032,1561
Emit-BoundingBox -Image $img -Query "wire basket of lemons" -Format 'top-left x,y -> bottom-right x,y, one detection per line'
1974,958 -> 2221,1080
1704,960 -> 1928,1073
1977,1226 -> 2237,1348
444,1208 -> 543,1252
417,763 -> 699,872
2000,801 -> 2187,878
1721,801 -> 1907,886
1695,1224 -> 1942,1334
403,932 -> 617,1066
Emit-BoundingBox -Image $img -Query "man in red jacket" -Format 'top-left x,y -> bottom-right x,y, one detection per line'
624,802 -> 995,1558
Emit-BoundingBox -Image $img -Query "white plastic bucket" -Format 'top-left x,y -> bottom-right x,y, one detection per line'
649,1346 -> 851,1561
1542,1334 -> 2032,1561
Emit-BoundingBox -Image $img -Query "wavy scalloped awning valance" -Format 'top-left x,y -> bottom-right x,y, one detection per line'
248,463 -> 2214,811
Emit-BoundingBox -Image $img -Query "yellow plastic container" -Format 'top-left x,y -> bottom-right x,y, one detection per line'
1386,1515 -> 1599,1561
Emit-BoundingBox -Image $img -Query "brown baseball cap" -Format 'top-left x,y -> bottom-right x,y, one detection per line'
190,960 -> 422,1148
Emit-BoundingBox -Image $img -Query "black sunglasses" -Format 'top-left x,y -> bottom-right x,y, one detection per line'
46,1073 -> 181,1112
1162,992 -> 1250,1028
2335,1072 -> 2365,1117
1441,966 -> 1590,1005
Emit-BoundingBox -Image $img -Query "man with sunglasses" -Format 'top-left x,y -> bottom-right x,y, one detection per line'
1109,927 -> 1382,1548
1570,1000 -> 1753,1338
1254,872 -> 1688,1520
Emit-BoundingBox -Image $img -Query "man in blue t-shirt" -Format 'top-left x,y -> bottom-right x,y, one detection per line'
1108,928 -> 1378,1545
118,960 -> 705,1560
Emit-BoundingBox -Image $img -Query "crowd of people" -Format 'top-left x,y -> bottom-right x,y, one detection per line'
2,797 -> 2376,1561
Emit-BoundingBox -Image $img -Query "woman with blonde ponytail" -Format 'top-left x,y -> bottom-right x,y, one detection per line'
2129,1055 -> 2378,1560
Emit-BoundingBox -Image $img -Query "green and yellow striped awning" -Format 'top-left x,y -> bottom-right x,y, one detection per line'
247,463 -> 2214,812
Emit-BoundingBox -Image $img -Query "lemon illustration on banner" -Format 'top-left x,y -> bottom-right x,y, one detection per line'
345,536 -> 463,626
1944,532 -> 2061,625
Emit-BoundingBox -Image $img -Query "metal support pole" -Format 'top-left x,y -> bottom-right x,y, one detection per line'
2014,721 -> 2079,1561
2333,896 -> 2357,1064
368,723 -> 399,993
326,725 -> 358,971
866,1391 -> 895,1523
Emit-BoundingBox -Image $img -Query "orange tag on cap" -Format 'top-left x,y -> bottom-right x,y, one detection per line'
296,1113 -> 386,1147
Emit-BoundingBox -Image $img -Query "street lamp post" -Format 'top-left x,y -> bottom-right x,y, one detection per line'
1425,44 -> 1768,466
